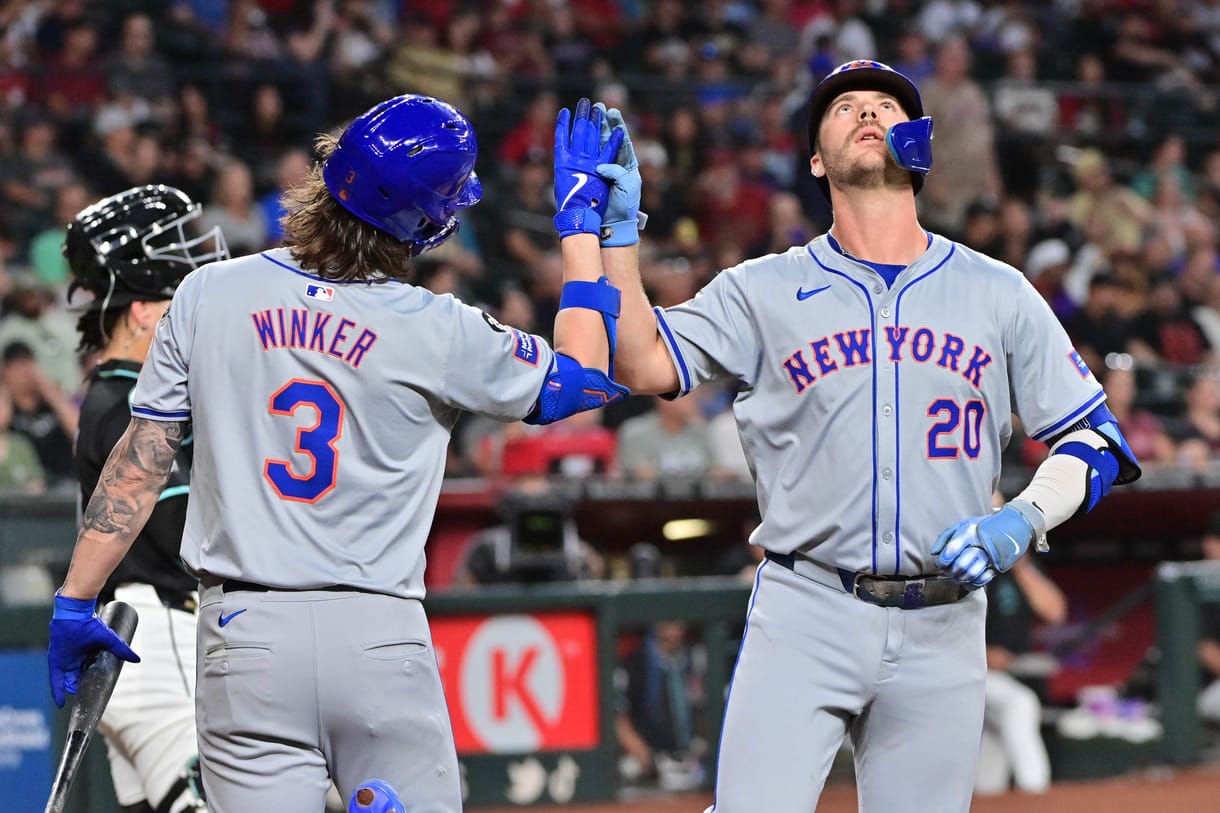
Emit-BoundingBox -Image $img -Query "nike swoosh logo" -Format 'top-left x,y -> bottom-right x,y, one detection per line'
560,172 -> 588,211
796,285 -> 831,300
219,609 -> 247,627
1010,538 -> 1021,556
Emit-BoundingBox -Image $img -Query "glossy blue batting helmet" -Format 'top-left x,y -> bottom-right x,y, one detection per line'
806,59 -> 933,198
323,95 -> 483,256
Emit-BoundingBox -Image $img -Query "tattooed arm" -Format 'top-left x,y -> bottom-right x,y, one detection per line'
60,418 -> 189,599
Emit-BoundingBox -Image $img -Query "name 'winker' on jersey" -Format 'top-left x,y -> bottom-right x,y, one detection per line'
250,306 -> 379,369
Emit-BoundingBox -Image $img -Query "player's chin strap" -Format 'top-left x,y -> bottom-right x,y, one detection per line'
1014,403 -> 1142,540
525,276 -> 630,426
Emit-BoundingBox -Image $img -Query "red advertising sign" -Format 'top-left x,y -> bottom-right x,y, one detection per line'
432,612 -> 600,754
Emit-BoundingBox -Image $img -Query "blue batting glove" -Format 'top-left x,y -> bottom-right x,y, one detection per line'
48,593 -> 139,708
553,98 -> 625,239
595,104 -> 647,247
931,501 -> 1046,587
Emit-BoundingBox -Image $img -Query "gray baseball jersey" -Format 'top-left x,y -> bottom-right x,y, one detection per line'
131,247 -> 553,598
657,233 -> 1103,575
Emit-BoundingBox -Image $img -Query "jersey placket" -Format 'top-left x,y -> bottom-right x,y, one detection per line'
872,280 -> 901,575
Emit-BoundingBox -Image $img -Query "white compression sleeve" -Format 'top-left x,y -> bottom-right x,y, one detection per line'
1013,428 -> 1108,532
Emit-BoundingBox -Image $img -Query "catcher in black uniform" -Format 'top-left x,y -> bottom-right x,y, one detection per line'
68,185 -> 228,813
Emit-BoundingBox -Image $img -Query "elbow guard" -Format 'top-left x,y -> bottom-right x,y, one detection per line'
525,353 -> 630,425
1049,403 -> 1141,515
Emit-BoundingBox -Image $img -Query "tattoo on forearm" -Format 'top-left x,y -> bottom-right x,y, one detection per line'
81,418 -> 187,538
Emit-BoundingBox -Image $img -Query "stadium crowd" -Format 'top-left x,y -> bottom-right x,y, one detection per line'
0,0 -> 1215,492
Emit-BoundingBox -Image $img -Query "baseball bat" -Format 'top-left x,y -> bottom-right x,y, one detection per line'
43,601 -> 139,813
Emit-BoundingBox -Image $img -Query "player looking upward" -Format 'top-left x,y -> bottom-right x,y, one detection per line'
66,184 -> 226,813
573,60 -> 1141,812
46,95 -> 627,811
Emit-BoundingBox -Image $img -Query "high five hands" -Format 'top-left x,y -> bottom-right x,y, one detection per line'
552,98 -> 646,246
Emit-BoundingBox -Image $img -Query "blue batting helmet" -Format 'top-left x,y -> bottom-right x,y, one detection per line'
348,779 -> 405,813
806,60 -> 932,197
323,94 -> 483,256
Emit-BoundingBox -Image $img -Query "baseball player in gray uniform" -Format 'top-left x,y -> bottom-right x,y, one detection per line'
46,95 -> 627,812
575,62 -> 1141,812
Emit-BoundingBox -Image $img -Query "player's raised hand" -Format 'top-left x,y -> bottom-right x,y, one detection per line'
48,593 -> 140,707
553,98 -> 625,239
931,500 -> 1046,587
594,103 -> 647,247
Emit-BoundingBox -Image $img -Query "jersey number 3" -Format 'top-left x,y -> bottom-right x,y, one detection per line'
264,379 -> 346,503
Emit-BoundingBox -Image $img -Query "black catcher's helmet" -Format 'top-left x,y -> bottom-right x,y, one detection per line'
66,184 -> 229,313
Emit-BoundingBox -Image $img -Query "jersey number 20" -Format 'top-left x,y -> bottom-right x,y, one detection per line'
927,398 -> 985,459
264,379 -> 346,503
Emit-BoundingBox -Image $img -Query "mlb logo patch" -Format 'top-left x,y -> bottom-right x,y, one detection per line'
511,329 -> 539,366
1068,350 -> 1091,379
306,284 -> 335,301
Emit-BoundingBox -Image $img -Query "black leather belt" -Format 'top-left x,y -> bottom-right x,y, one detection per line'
201,576 -> 353,594
765,551 -> 969,609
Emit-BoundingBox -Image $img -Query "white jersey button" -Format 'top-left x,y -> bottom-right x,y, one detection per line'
882,404 -> 893,416
880,307 -> 891,318
873,284 -> 884,294
882,467 -> 893,479
882,531 -> 894,543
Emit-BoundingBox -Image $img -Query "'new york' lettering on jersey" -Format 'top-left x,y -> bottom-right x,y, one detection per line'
652,234 -> 1104,576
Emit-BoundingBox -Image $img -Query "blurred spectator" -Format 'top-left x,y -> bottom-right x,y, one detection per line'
258,146 -> 312,246
692,147 -> 772,254
104,13 -> 176,126
891,28 -> 935,82
36,18 -> 106,130
959,198 -> 1003,255
1099,365 -> 1177,469
1064,274 -> 1136,373
497,89 -> 559,170
0,271 -> 81,395
918,36 -> 1001,234
1066,148 -> 1154,257
0,341 -> 76,485
618,395 -> 716,480
992,47 -> 1056,203
976,554 -> 1067,795
28,181 -> 91,288
542,2 -> 598,79
1131,134 -> 1195,203
386,10 -> 487,114
172,84 -> 225,150
1127,274 -> 1215,367
1168,368 -> 1220,472
615,619 -> 706,791
0,112 -> 75,248
757,191 -> 816,256
0,386 -> 45,494
232,83 -> 307,191
1056,52 -> 1127,141
498,156 -> 557,281
1197,510 -> 1220,725
327,0 -> 393,107
1025,238 -> 1079,322
196,159 -> 269,255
